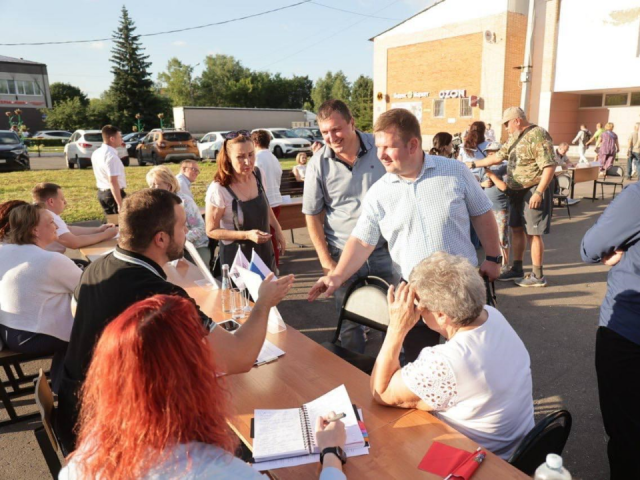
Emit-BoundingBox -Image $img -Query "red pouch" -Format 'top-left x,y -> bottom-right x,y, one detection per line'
418,441 -> 486,479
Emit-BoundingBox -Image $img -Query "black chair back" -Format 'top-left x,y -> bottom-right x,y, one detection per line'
508,409 -> 572,475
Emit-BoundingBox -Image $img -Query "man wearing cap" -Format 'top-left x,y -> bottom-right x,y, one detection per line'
469,107 -> 556,287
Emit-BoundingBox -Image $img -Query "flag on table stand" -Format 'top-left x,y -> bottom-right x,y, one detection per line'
249,249 -> 275,280
230,248 -> 250,289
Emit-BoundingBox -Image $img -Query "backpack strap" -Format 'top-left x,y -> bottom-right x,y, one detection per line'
508,125 -> 537,156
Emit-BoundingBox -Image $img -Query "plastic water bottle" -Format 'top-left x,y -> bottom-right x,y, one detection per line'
221,264 -> 231,313
534,454 -> 572,480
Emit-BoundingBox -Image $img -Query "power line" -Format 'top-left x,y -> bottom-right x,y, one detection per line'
309,1 -> 401,20
0,1 -> 311,47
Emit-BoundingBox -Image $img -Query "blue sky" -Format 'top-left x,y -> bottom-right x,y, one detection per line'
1,0 -> 434,99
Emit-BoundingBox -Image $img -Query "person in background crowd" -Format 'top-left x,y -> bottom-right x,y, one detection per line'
92,125 -> 127,215
146,166 -> 210,265
303,99 -> 394,355
32,182 -> 118,255
252,130 -> 284,268
0,200 -> 28,243
626,122 -> 639,180
59,295 -> 345,480
586,122 -> 604,158
598,123 -> 619,173
176,159 -> 201,202
429,132 -> 454,158
485,123 -> 496,142
459,121 -> 489,164
205,132 -> 286,272
572,124 -> 592,164
292,152 -> 308,182
370,252 -> 534,459
469,107 -> 556,287
56,188 -> 294,453
478,142 -> 509,271
581,181 -> 640,479
309,108 -> 501,363
554,142 -> 574,169
0,204 -> 81,392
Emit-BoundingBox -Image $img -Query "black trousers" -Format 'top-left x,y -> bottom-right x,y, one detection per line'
0,324 -> 67,393
595,326 -> 640,479
97,189 -> 126,215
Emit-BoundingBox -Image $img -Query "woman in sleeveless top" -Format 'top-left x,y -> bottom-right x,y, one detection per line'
205,131 -> 286,272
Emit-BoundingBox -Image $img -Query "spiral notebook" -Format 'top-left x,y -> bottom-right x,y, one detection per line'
252,385 -> 365,463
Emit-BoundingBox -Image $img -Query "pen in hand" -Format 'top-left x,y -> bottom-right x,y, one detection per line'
325,412 -> 346,423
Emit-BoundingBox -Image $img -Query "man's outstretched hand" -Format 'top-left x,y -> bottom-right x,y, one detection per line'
308,275 -> 343,302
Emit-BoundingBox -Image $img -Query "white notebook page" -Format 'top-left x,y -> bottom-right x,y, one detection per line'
252,408 -> 308,462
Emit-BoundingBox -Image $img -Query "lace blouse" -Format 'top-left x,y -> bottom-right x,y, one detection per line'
178,193 -> 208,249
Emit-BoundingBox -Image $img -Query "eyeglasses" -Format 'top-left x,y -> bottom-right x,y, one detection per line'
223,130 -> 251,140
187,166 -> 200,173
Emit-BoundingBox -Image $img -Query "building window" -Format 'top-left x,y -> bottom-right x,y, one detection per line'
433,99 -> 444,118
604,93 -> 628,107
630,92 -> 640,106
460,98 -> 472,117
579,94 -> 603,108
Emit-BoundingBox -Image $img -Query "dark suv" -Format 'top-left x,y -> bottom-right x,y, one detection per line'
0,131 -> 30,172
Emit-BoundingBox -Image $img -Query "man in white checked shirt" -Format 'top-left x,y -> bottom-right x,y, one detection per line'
308,109 -> 502,361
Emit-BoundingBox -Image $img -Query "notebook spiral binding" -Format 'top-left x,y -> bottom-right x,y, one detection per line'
300,405 -> 315,454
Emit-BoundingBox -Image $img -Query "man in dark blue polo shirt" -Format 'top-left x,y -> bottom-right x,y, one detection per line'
55,189 -> 293,453
581,181 -> 640,479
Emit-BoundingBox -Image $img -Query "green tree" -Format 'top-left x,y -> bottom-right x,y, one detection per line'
86,92 -> 118,129
42,97 -> 88,131
350,75 -> 373,132
330,71 -> 351,104
108,6 -> 155,130
157,58 -> 197,106
50,82 -> 89,107
199,54 -> 251,107
311,71 -> 350,110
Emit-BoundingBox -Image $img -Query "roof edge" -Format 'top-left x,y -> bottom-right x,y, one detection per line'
369,0 -> 448,42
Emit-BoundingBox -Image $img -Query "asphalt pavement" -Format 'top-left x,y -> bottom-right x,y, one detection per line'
0,179 -> 630,479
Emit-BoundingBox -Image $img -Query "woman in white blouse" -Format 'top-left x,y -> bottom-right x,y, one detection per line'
0,204 -> 82,392
370,251 -> 534,459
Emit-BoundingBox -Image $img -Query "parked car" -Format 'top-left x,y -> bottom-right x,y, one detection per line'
31,130 -> 72,141
293,127 -> 323,145
197,131 -> 227,160
123,131 -> 148,158
251,128 -> 312,158
64,130 -> 129,169
0,130 -> 30,172
136,130 -> 199,166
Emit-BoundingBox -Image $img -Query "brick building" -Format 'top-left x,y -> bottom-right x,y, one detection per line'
371,0 -> 640,148
0,55 -> 52,133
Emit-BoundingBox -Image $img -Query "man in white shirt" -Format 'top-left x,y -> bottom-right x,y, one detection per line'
176,159 -> 200,201
252,129 -> 284,267
32,182 -> 118,255
92,124 -> 127,215
485,123 -> 496,142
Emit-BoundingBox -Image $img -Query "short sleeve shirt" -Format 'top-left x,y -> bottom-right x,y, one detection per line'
350,154 -> 492,280
46,211 -> 71,254
176,173 -> 193,201
496,126 -> 556,190
302,132 -> 386,250
91,144 -> 126,190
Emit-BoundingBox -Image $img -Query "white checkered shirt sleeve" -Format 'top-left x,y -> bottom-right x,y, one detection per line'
351,187 -> 382,247
461,166 -> 493,216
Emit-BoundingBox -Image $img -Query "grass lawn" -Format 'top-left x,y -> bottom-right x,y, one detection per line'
0,159 -> 297,224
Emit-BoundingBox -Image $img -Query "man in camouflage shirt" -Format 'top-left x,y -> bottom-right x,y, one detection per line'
468,107 -> 556,287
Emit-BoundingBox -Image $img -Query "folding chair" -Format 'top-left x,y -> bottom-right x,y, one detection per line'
508,409 -> 572,475
553,174 -> 572,218
0,349 -> 51,427
321,276 -> 390,374
594,166 -> 625,200
34,369 -> 64,478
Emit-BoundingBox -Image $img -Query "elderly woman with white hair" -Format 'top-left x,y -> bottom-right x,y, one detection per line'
370,251 -> 534,459
146,166 -> 211,265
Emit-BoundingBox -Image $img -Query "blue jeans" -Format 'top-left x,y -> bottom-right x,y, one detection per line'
328,244 -> 396,354
627,153 -> 639,178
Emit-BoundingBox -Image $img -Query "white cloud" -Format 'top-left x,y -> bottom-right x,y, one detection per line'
172,40 -> 188,47
89,41 -> 106,50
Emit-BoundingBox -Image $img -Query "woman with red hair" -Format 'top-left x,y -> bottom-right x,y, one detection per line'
59,294 -> 347,479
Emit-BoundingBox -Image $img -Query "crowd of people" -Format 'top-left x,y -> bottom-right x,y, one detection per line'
0,100 -> 638,478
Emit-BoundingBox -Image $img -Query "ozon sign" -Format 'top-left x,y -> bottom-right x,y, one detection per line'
439,89 -> 467,99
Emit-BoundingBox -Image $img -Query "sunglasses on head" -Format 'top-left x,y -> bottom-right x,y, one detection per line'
223,130 -> 251,140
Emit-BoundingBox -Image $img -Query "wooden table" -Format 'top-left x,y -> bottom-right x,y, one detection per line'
79,242 -> 529,479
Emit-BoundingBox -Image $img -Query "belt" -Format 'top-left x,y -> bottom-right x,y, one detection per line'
98,188 -> 125,192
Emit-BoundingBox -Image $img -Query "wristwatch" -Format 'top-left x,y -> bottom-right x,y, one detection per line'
486,255 -> 503,265
471,161 -> 477,169
533,190 -> 543,197
320,446 -> 347,466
